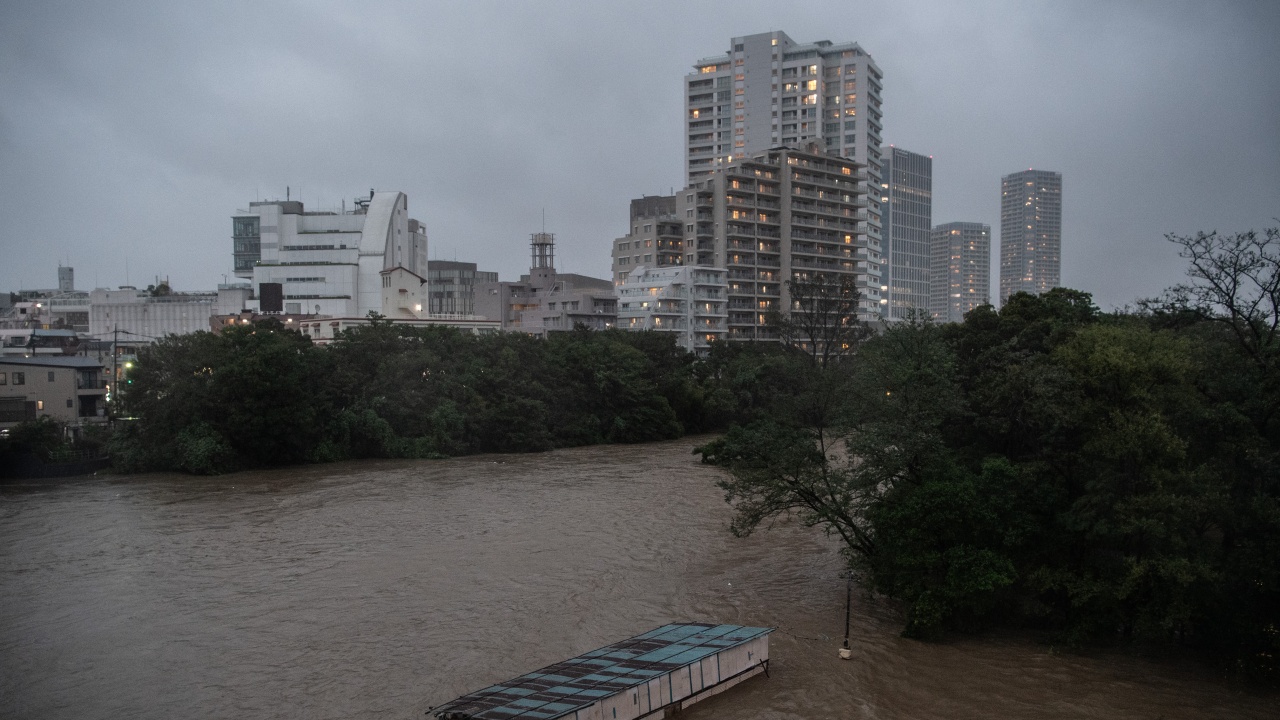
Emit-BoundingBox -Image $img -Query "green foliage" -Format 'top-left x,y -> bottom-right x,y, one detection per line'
174,422 -> 236,475
0,416 -> 66,459
111,322 -> 705,474
703,267 -> 1280,683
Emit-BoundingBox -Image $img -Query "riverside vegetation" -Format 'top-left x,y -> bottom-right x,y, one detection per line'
92,227 -> 1278,683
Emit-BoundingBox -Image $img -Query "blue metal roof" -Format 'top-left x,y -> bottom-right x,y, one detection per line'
432,622 -> 772,720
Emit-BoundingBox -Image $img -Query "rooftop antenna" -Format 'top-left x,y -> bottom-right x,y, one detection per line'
287,185 -> 290,201
542,208 -> 546,233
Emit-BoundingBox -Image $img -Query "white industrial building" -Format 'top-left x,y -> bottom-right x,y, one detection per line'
232,191 -> 428,318
617,265 -> 728,354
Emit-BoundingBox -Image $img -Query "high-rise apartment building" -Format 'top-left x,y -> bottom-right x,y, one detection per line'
684,31 -> 885,250
999,170 -> 1062,303
930,222 -> 990,323
677,145 -> 879,339
881,147 -> 932,319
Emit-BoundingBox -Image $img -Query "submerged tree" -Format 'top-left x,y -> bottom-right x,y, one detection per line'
698,313 -> 954,565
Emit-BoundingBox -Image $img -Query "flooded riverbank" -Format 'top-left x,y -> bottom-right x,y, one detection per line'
1,439 -> 1271,718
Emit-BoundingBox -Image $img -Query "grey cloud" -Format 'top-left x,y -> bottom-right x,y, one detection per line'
1,0 -> 1277,309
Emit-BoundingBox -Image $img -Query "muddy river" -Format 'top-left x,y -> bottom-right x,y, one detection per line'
1,439 -> 1271,718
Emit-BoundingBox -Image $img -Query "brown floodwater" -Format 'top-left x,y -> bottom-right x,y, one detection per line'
0,438 -> 1272,719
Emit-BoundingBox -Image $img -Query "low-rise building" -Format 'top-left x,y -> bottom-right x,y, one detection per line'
475,232 -> 617,335
89,285 -> 252,346
617,265 -> 728,354
0,356 -> 108,430
427,261 -> 498,317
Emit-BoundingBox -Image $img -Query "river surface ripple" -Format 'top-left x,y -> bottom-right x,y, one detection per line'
1,438 -> 1272,719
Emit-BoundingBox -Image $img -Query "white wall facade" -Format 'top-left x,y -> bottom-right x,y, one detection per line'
617,265 -> 729,353
239,191 -> 428,319
89,287 -> 252,340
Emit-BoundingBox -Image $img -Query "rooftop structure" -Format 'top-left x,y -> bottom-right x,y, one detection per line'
611,196 -> 685,284
432,623 -> 772,720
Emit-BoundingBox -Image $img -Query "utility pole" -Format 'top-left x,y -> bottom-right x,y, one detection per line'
111,327 -> 118,419
840,575 -> 852,659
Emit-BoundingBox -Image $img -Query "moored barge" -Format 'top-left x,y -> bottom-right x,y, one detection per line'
432,622 -> 773,719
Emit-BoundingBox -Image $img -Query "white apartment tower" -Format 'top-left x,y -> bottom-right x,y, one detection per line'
881,147 -> 933,319
999,170 -> 1062,304
684,31 -> 884,244
930,222 -> 991,323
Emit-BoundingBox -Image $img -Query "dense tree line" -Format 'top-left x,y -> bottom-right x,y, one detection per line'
108,319 -> 748,474
700,228 -> 1280,683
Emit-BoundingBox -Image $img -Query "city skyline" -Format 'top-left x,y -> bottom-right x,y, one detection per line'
2,1 -> 1278,311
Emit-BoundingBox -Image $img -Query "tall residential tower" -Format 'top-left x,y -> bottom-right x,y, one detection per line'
931,222 -> 990,322
881,147 -> 932,319
678,145 -> 880,337
999,169 -> 1062,303
684,31 -> 884,249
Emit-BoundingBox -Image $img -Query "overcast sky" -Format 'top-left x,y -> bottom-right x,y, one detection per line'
2,0 -> 1277,310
